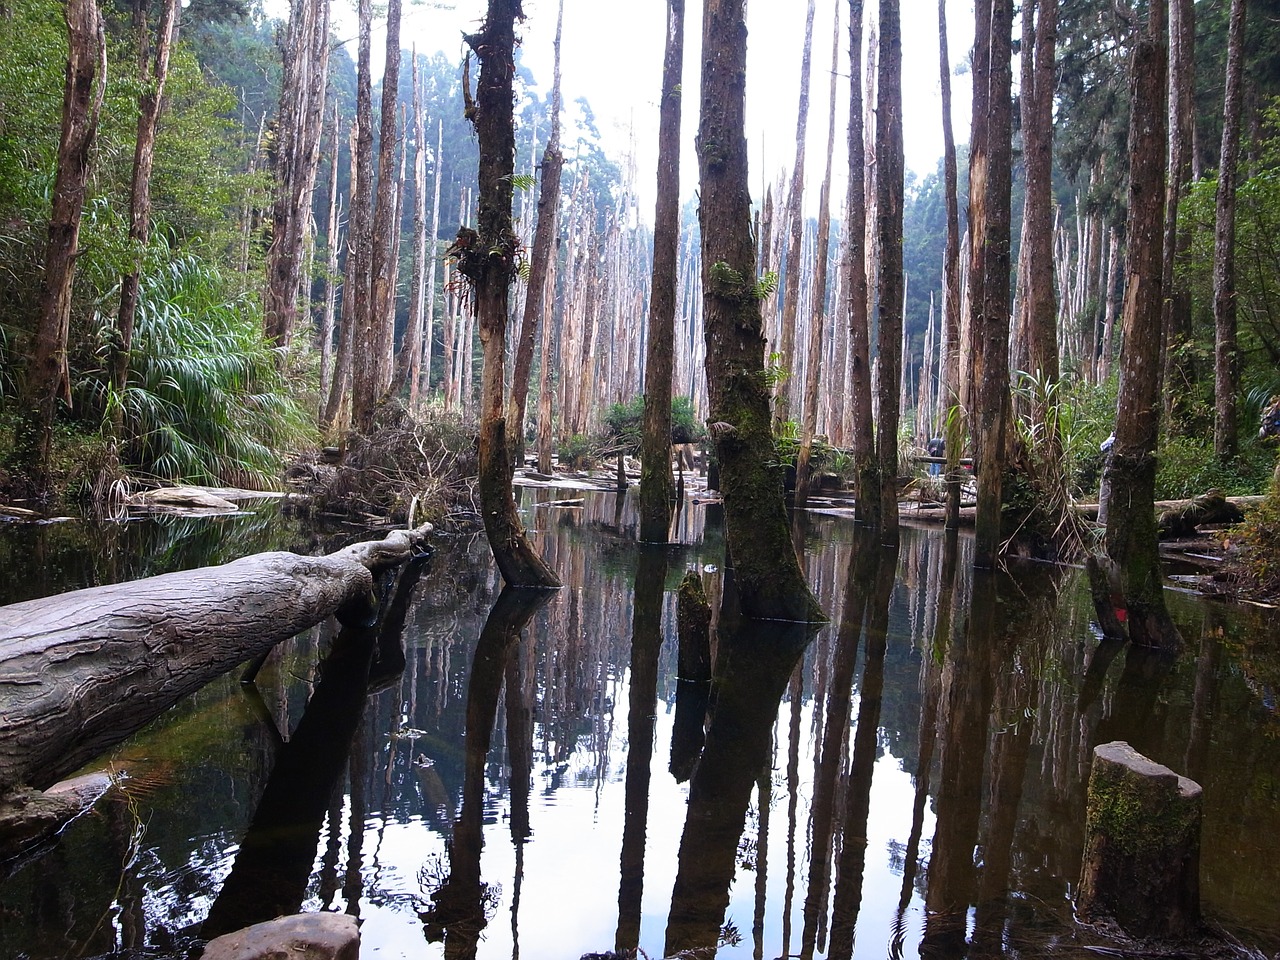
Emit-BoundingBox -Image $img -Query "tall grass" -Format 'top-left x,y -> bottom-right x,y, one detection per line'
84,254 -> 314,488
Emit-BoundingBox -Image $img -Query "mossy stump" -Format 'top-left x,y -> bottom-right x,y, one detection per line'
676,571 -> 712,683
1077,741 -> 1202,939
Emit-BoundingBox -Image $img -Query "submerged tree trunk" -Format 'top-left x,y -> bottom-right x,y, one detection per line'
0,524 -> 432,795
510,0 -> 565,468
1095,0 -> 1180,651
697,0 -> 822,622
112,0 -> 179,434
18,0 -> 105,499
875,0 -> 904,544
462,0 -> 560,589
639,0 -> 686,543
1212,0 -> 1246,460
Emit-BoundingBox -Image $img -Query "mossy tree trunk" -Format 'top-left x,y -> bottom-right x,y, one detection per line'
639,0 -> 686,544
1097,3 -> 1180,651
696,0 -> 822,622
462,0 -> 560,589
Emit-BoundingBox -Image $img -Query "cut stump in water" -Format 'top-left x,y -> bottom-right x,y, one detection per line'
0,523 -> 432,796
1077,740 -> 1202,939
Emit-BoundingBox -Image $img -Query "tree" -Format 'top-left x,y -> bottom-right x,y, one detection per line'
844,0 -> 878,524
392,52 -> 427,403
510,0 -> 564,469
347,0 -> 376,432
1092,0 -> 1181,650
638,0 -> 685,543
1214,0 -> 1247,459
459,0 -> 560,589
938,0 -> 964,528
263,0 -> 331,351
696,0 -> 822,621
17,0 -> 105,498
875,0 -> 905,544
112,0 -> 180,437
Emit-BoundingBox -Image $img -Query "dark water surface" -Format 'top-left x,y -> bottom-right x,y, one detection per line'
1,490 -> 1278,959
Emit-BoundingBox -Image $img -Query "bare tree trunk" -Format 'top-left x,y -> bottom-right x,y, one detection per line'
461,0 -> 560,588
775,0 -> 817,421
972,0 -> 1014,569
318,103 -> 341,416
639,0 -> 686,542
1093,0 -> 1180,651
369,0 -> 402,406
794,4 -> 840,511
511,0 -> 565,467
1161,0 -> 1195,426
536,248 -> 557,474
322,120 -> 359,435
112,0 -> 179,438
419,119 -> 443,406
844,0 -> 877,523
348,0 -> 376,431
1213,0 -> 1246,460
264,0 -> 331,351
396,56 -> 427,404
18,0 -> 105,498
875,0 -> 904,544
697,0 -> 822,622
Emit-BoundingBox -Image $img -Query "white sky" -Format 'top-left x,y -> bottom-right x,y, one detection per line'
335,0 -> 975,220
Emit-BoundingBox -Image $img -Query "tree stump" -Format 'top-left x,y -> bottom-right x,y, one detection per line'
676,571 -> 711,683
1077,741 -> 1202,939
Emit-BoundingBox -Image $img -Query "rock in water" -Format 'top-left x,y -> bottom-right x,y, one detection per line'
201,913 -> 359,960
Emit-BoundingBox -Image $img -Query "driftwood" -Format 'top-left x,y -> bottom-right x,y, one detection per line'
0,524 -> 431,795
903,493 -> 1264,531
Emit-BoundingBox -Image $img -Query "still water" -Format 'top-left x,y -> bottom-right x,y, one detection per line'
1,489 -> 1278,959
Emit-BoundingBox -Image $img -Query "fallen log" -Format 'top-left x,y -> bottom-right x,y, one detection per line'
0,524 -> 431,795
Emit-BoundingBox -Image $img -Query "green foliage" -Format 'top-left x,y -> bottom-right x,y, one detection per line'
1234,480 -> 1280,599
1155,436 -> 1276,500
1013,372 -> 1118,498
602,394 -> 705,455
557,433 -> 594,470
81,255 -> 313,487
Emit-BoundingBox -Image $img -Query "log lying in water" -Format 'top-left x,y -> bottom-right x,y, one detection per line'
0,524 -> 432,795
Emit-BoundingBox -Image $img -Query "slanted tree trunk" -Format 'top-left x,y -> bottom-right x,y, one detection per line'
0,524 -> 432,795
348,0 -> 376,431
510,0 -> 565,468
1213,0 -> 1246,460
775,0 -> 817,422
112,0 -> 179,437
461,0 -> 560,589
697,0 -> 822,622
972,0 -> 1014,568
17,0 -> 105,499
639,0 -> 686,542
794,2 -> 840,510
1094,0 -> 1181,651
874,0 -> 904,544
263,0 -> 331,351
844,0 -> 878,523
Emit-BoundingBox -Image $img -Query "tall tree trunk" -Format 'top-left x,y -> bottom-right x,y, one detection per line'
1094,0 -> 1180,650
938,0 -> 963,528
461,0 -> 560,588
1213,0 -> 1246,460
322,120 -> 359,435
535,246 -> 558,474
775,0 -> 817,421
263,0 -> 331,352
510,0 -> 565,468
1014,0 -> 1059,404
348,0 -> 376,432
18,0 -> 105,499
420,119 -> 443,406
112,0 -> 179,438
368,0 -> 402,406
875,0 -> 904,544
395,55 -> 427,405
844,0 -> 877,523
794,3 -> 841,511
697,0 -> 822,622
1161,0 -> 1195,426
639,0 -> 686,543
318,103 -> 341,417
972,0 -> 1014,568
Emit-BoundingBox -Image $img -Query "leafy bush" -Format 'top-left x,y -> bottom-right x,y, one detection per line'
1233,481 -> 1280,600
1155,436 -> 1275,499
602,394 -> 705,455
558,433 -> 595,470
